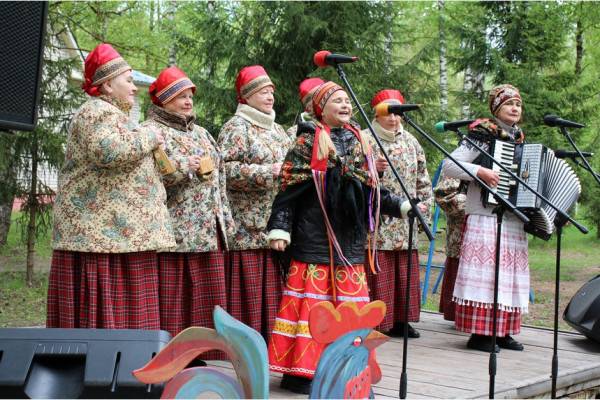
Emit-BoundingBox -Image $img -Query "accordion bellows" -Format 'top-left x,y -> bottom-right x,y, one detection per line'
484,142 -> 581,240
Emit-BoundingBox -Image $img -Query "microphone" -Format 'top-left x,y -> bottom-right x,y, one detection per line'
434,119 -> 475,133
314,50 -> 359,67
374,103 -> 420,117
543,114 -> 585,129
554,149 -> 594,159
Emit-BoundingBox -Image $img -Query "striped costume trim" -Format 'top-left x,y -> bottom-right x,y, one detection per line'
273,319 -> 311,337
282,290 -> 333,301
92,57 -> 131,86
240,75 -> 273,99
157,77 -> 195,104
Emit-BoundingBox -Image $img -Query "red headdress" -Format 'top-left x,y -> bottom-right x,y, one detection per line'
149,66 -> 196,106
299,77 -> 325,111
82,43 -> 131,97
370,89 -> 405,108
235,65 -> 274,104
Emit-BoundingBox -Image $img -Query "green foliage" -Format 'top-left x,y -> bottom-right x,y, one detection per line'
38,1 -> 600,241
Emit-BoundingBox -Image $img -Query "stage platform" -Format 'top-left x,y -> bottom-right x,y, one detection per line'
207,311 -> 600,398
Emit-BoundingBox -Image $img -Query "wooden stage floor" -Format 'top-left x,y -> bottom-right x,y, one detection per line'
207,312 -> 600,398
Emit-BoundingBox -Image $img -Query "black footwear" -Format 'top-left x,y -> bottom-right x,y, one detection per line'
387,323 -> 420,338
497,335 -> 524,351
280,374 -> 312,395
466,334 -> 500,353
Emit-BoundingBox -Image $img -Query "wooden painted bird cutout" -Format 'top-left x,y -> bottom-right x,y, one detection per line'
133,302 -> 387,399
132,305 -> 269,399
309,300 -> 389,399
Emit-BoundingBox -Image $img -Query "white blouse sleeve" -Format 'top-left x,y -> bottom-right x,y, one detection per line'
442,142 -> 481,181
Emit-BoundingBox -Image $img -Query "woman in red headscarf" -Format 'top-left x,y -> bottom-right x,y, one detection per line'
442,84 -> 529,352
47,44 -> 175,329
217,65 -> 294,340
142,67 -> 235,356
364,89 -> 433,338
267,81 -> 414,394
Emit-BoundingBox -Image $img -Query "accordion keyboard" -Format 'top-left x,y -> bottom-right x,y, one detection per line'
487,141 -> 517,205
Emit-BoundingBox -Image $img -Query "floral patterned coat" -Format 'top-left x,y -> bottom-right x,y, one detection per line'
433,171 -> 466,258
52,96 -> 175,253
142,105 -> 235,252
217,104 -> 294,250
365,122 -> 433,251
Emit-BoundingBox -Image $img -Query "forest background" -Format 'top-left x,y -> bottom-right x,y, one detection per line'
0,1 -> 598,329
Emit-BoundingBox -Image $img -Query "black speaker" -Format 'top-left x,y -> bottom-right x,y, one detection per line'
0,1 -> 48,131
563,275 -> 600,343
0,328 -> 172,398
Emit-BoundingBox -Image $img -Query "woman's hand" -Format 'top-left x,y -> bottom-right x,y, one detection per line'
188,155 -> 202,171
155,133 -> 165,150
375,157 -> 389,173
270,239 -> 287,251
477,167 -> 500,188
272,162 -> 283,178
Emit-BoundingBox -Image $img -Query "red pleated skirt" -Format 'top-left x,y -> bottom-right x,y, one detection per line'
225,249 -> 283,340
158,250 -> 228,360
439,256 -> 460,321
455,304 -> 521,336
268,260 -> 370,379
366,249 -> 421,332
47,250 -> 160,329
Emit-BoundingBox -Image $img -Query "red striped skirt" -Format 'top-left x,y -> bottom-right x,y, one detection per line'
366,250 -> 420,332
455,303 -> 521,336
47,250 -> 160,329
158,251 -> 228,360
439,256 -> 460,321
226,249 -> 283,340
158,251 -> 227,334
268,260 -> 370,379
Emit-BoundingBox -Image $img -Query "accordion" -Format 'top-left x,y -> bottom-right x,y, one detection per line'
483,141 -> 581,240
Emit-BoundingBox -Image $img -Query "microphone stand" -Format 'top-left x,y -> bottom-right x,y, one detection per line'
550,214 -> 567,398
550,126 -> 598,398
560,126 -> 600,187
332,63 -> 432,400
400,114 -> 530,399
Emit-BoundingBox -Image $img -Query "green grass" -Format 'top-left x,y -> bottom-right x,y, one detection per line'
528,223 -> 598,282
0,212 -> 53,268
0,271 -> 48,327
0,213 -> 52,327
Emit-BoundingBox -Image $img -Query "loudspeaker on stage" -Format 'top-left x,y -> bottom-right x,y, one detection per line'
563,275 -> 600,344
0,328 -> 171,398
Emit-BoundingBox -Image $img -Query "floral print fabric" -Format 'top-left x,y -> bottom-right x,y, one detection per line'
143,105 -> 235,252
218,110 -> 293,250
52,96 -> 175,253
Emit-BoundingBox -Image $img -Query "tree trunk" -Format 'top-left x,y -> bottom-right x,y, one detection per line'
168,0 -> 177,67
575,12 -> 583,77
461,66 -> 473,119
0,196 -> 13,246
0,166 -> 16,246
438,0 -> 448,117
25,132 -> 39,287
146,0 -> 155,70
473,72 -> 485,100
